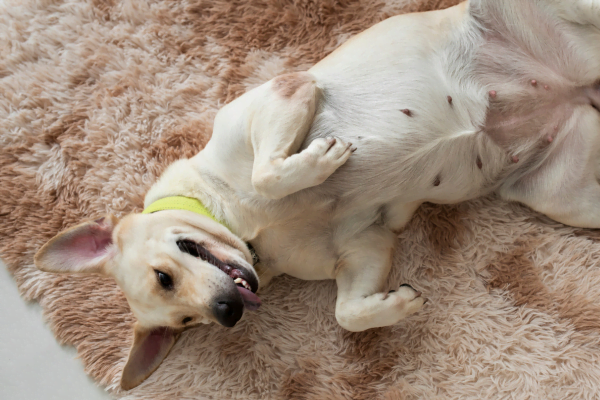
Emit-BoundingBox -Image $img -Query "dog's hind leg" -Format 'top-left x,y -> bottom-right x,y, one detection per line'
499,110 -> 600,228
551,182 -> 600,228
504,174 -> 600,228
545,0 -> 600,29
475,0 -> 600,28
384,200 -> 422,233
333,224 -> 424,332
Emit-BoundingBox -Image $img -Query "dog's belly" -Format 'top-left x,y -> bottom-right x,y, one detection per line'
304,1 -> 600,209
304,6 -> 500,206
474,1 -> 600,148
473,6 -> 600,193
483,85 -> 600,154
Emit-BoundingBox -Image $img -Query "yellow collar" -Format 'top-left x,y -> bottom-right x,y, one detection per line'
142,196 -> 227,229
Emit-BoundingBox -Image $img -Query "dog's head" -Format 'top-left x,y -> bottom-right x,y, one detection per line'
34,211 -> 260,390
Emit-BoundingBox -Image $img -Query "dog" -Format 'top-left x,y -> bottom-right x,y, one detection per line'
33,0 -> 600,390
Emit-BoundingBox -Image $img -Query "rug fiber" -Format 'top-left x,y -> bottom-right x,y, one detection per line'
2,0 -> 600,398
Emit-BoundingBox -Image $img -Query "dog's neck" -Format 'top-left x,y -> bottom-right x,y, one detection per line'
144,153 -> 267,241
142,195 -> 227,226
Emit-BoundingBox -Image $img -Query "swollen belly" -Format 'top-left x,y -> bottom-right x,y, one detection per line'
483,85 -> 599,150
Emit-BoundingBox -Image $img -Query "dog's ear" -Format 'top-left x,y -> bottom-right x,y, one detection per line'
34,215 -> 118,275
120,324 -> 181,390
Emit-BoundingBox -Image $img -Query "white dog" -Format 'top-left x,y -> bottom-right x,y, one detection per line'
34,0 -> 600,389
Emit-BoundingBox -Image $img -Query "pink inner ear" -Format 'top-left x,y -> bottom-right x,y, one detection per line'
66,224 -> 113,262
140,328 -> 174,367
43,220 -> 116,273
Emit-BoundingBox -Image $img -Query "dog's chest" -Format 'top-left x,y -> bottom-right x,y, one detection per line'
250,216 -> 339,280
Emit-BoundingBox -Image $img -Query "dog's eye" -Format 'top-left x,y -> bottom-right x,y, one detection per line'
155,270 -> 174,290
182,317 -> 193,325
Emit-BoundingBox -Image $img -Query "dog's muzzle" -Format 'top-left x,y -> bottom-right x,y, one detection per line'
176,239 -> 261,326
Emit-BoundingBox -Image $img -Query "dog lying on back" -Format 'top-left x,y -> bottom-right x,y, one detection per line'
34,0 -> 600,390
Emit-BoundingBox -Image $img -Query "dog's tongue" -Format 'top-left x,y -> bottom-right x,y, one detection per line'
237,286 -> 261,311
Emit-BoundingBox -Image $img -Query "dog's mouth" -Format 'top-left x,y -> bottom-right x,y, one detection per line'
176,239 -> 261,311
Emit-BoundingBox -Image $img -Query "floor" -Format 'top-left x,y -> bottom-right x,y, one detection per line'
0,260 -> 111,400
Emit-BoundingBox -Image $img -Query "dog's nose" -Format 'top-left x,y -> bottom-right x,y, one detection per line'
213,297 -> 244,327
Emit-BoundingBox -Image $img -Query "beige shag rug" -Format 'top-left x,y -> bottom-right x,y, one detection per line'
2,0 -> 600,398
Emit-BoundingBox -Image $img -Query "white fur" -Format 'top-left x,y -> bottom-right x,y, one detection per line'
145,0 -> 600,331
34,0 -> 600,387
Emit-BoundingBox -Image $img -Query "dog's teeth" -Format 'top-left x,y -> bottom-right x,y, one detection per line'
233,277 -> 252,290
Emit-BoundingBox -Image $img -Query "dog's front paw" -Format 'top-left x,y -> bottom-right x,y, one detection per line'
388,284 -> 426,317
304,136 -> 355,180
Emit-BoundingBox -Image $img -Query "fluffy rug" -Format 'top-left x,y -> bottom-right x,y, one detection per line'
2,0 -> 600,398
